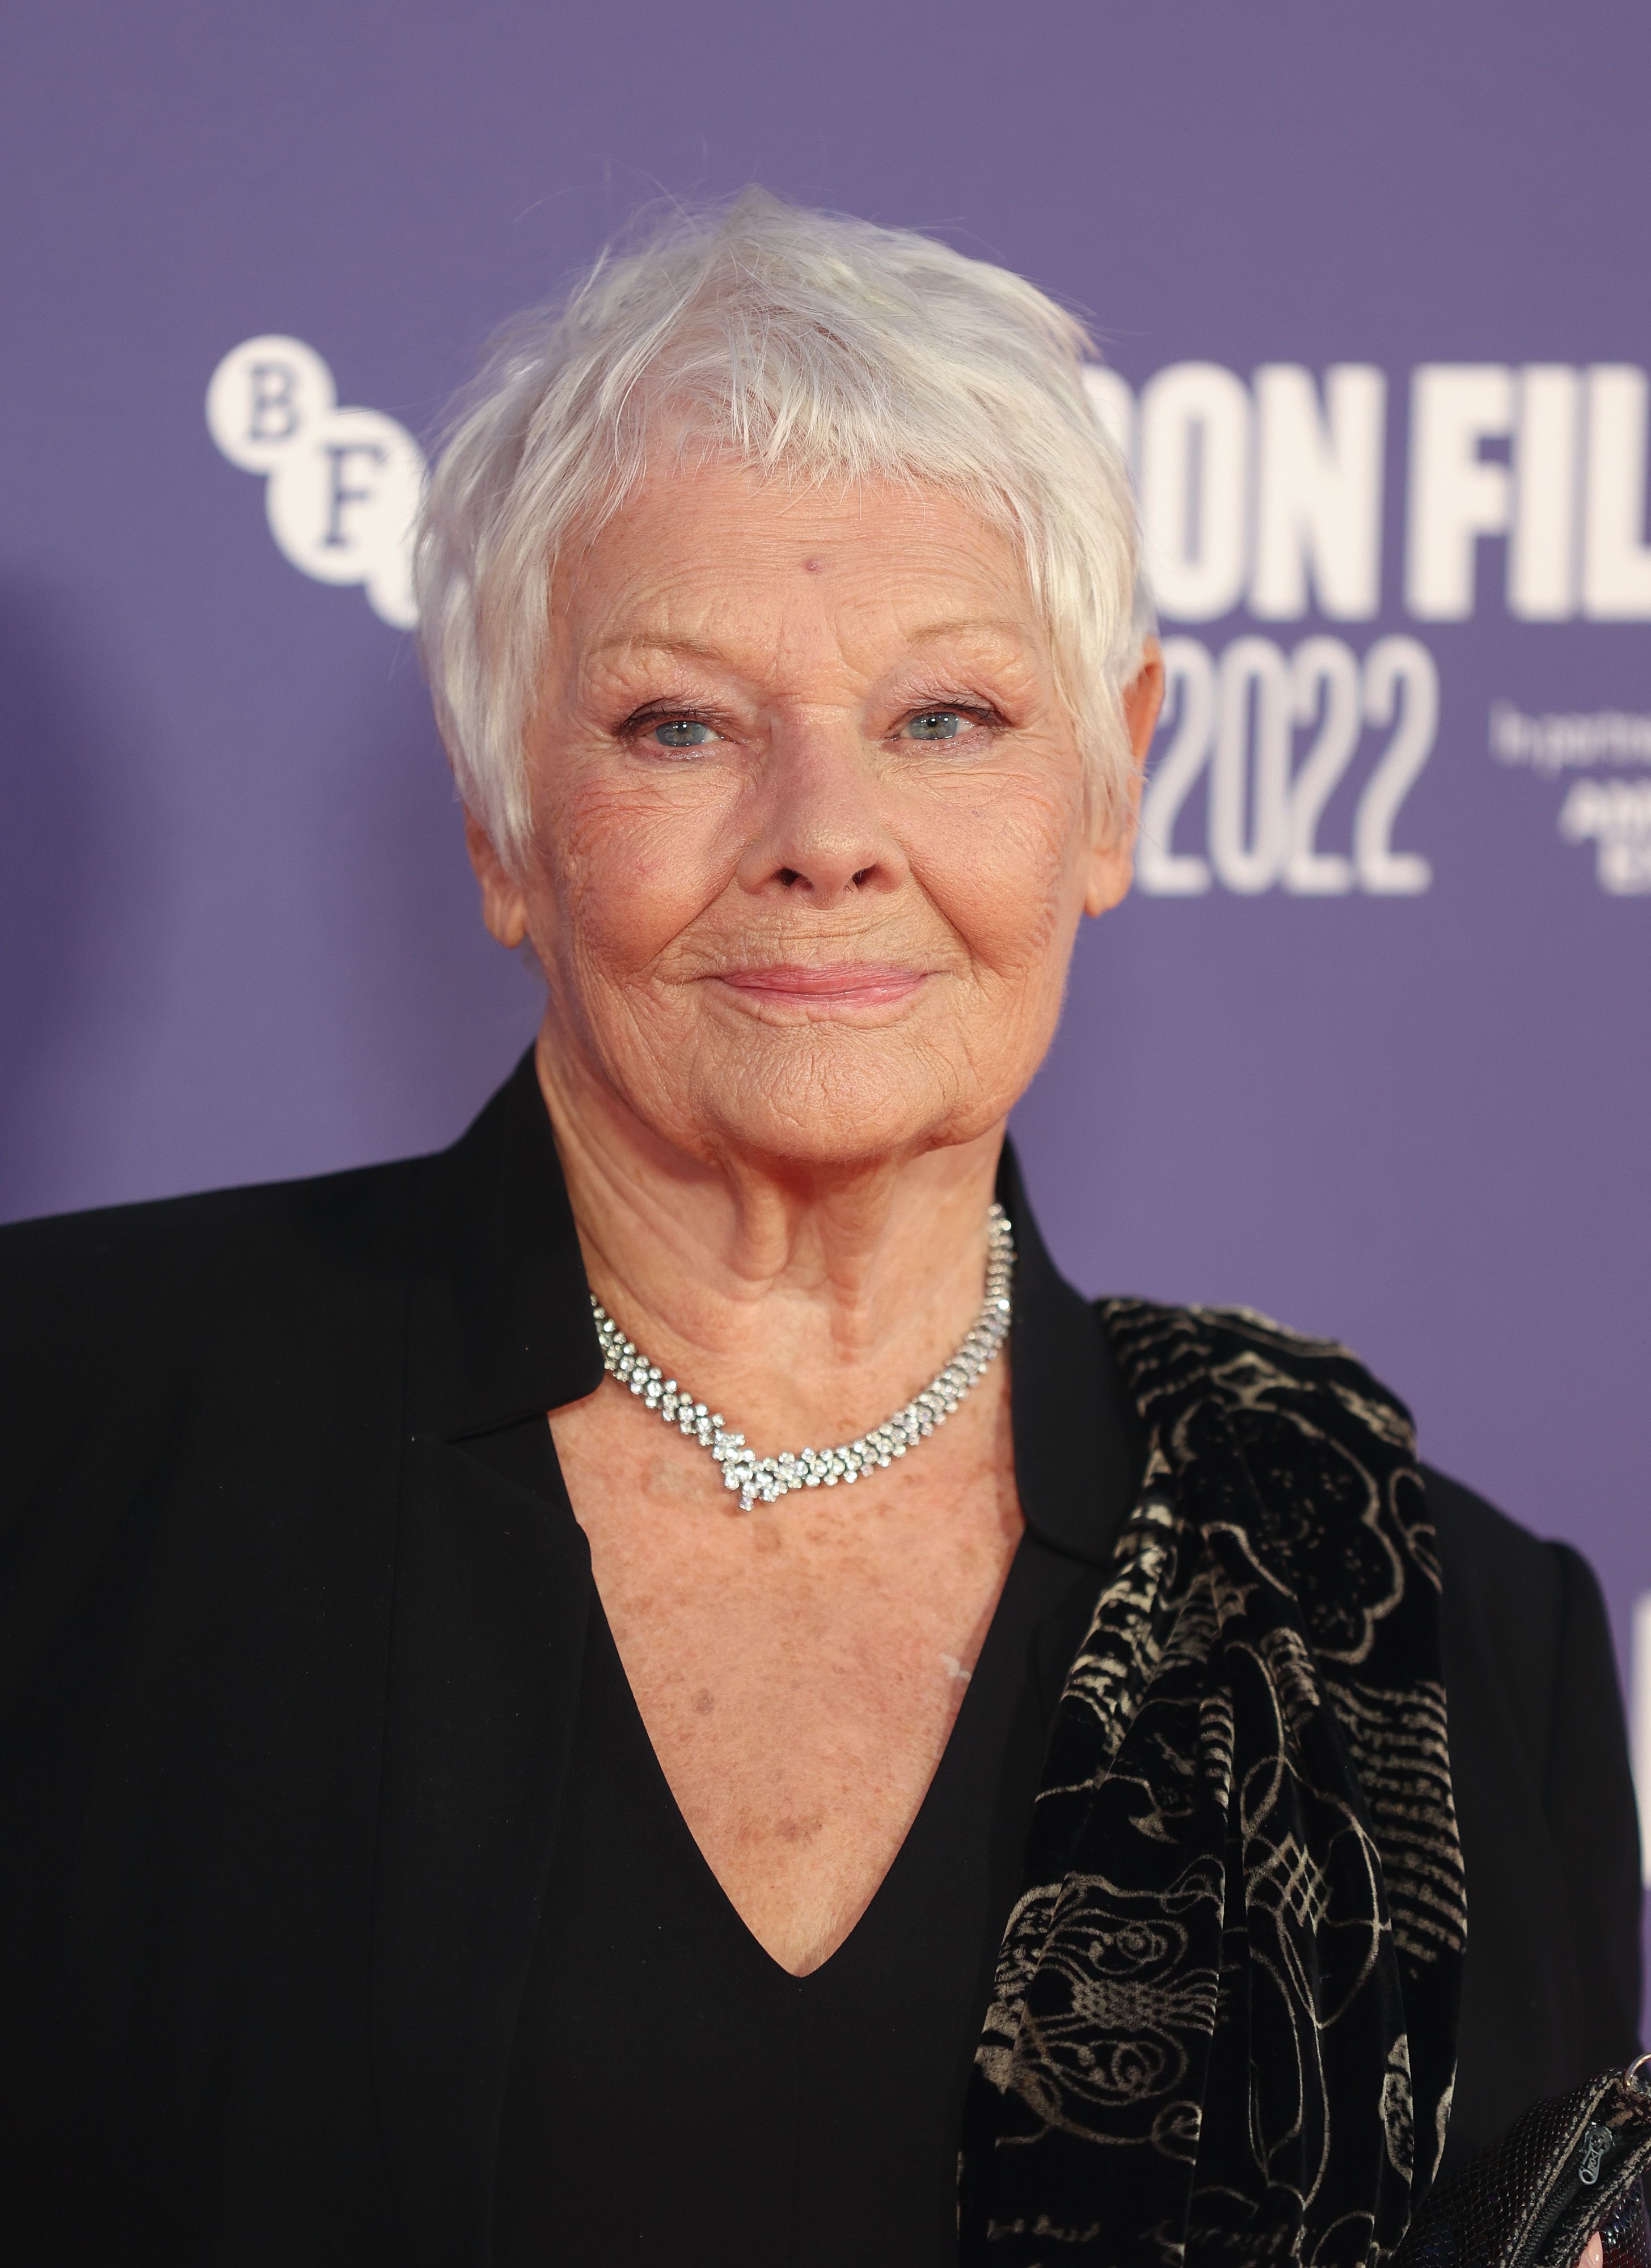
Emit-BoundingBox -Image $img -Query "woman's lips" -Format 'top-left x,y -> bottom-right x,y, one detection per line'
712,962 -> 928,1008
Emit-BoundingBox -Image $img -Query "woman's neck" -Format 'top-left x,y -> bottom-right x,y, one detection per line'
534,1030 -> 1008,1449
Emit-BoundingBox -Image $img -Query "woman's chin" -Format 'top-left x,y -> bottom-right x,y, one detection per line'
676,1053 -> 1008,1173
573,1006 -> 1042,1175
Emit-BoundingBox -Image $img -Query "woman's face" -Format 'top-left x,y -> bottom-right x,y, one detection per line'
472,460 -> 1145,1173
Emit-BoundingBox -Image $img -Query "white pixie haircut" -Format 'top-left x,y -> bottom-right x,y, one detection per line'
416,190 -> 1151,866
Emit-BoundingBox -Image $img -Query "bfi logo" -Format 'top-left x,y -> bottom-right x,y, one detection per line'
206,336 -> 423,629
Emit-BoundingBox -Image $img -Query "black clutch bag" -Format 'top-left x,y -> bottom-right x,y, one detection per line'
1395,2059 -> 1651,2268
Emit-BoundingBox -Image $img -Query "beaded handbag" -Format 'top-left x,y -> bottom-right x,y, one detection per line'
1394,2060 -> 1651,2268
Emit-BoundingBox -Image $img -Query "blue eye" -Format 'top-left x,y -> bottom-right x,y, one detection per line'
904,709 -> 968,742
652,718 -> 717,748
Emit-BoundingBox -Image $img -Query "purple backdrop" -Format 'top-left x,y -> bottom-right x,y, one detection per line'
5,1 -> 1648,1950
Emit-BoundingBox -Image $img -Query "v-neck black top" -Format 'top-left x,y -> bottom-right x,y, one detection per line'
493,1165 -> 1150,2268
495,1534 -> 1107,2267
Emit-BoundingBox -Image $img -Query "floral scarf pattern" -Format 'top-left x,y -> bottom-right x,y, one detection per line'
960,1301 -> 1466,2266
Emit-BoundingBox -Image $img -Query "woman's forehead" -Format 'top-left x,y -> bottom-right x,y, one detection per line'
557,460 -> 1043,670
604,455 -> 1011,552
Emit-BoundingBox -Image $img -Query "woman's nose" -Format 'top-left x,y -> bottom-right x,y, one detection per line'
734,722 -> 908,904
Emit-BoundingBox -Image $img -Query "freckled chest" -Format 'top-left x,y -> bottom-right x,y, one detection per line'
547,1381 -> 1021,1967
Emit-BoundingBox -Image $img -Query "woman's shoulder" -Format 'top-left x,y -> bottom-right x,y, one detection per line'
0,1152 -> 442,1728
1424,1459 -> 1625,1804
1092,1290 -> 1611,1698
1424,1459 -> 1579,1630
0,1154 -> 428,1534
2,1153 -> 423,1349
1092,1293 -> 1641,2115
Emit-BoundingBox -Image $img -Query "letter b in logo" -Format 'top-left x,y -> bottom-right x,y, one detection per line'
206,335 -> 424,629
206,336 -> 337,473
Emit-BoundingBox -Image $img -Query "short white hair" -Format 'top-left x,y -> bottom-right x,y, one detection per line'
416,190 -> 1151,865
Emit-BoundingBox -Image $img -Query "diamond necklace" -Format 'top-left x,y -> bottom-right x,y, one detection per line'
590,1203 -> 1015,1512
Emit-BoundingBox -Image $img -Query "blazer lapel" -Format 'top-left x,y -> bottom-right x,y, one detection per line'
995,1139 -> 1145,1565
371,1053 -> 605,2267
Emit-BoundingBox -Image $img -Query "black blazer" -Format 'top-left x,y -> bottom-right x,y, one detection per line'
1,1054 -> 1641,2264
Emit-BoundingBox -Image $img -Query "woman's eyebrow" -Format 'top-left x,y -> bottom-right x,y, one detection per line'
897,616 -> 1038,658
586,631 -> 731,666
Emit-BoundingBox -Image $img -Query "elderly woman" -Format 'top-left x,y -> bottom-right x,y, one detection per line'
0,196 -> 1641,2268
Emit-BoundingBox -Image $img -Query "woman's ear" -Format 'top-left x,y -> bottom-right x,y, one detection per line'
1084,638 -> 1164,917
465,813 -> 530,949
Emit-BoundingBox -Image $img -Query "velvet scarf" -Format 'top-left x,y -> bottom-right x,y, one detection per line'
959,1301 -> 1467,2267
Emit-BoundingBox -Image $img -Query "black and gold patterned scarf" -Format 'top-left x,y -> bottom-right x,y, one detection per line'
960,1301 -> 1467,2266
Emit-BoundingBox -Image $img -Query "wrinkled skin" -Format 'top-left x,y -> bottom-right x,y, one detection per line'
473,460 -> 1156,1202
